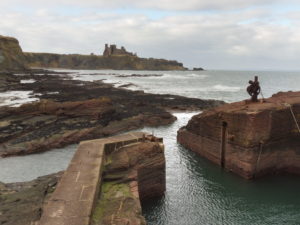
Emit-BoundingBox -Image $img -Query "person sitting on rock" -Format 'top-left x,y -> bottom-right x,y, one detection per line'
247,76 -> 261,102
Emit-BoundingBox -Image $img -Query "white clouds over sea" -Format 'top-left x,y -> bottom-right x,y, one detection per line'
1,0 -> 300,70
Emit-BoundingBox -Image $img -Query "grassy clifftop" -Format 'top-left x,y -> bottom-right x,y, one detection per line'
24,52 -> 186,70
0,35 -> 28,71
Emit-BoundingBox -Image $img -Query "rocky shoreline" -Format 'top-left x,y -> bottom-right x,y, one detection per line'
0,69 -> 223,157
0,172 -> 63,225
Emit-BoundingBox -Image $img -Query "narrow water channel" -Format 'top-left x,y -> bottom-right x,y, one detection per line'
140,113 -> 300,225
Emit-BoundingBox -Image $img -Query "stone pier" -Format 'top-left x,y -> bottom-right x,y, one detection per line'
38,132 -> 161,225
178,91 -> 300,179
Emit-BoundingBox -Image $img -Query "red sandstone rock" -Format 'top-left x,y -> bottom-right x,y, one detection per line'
177,91 -> 300,179
105,142 -> 166,200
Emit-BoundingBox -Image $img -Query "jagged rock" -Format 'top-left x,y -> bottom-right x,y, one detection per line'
177,91 -> 300,179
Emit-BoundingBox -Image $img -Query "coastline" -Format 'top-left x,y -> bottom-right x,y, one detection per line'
0,69 -> 223,158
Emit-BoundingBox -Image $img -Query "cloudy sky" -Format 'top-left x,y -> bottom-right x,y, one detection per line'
1,0 -> 300,70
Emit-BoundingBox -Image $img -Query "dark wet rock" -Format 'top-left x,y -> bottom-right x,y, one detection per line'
193,67 -> 204,71
0,172 -> 63,225
0,70 -> 223,157
116,74 -> 163,78
118,83 -> 137,88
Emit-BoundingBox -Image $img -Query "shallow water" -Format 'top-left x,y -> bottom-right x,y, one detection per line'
0,145 -> 77,183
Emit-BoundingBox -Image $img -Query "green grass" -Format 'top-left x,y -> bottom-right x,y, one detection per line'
91,181 -> 133,224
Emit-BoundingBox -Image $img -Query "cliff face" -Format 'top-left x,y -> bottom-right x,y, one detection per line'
0,35 -> 185,71
0,35 -> 28,71
177,91 -> 300,179
24,52 -> 186,70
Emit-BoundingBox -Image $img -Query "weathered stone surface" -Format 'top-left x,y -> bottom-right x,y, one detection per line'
92,140 -> 165,225
178,91 -> 300,179
39,132 -> 163,225
39,140 -> 105,225
0,35 -> 28,71
0,172 -> 63,225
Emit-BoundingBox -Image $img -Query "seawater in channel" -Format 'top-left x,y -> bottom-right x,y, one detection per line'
140,113 -> 300,225
0,145 -> 77,183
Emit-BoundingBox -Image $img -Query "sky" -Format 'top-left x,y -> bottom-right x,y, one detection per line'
1,0 -> 300,70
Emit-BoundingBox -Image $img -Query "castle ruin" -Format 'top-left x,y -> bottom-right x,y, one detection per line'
103,44 -> 136,57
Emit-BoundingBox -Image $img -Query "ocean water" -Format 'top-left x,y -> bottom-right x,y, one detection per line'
1,69 -> 300,224
65,69 -> 300,103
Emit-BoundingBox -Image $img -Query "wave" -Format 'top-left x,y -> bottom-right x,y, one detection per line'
0,91 -> 39,107
197,85 -> 241,92
212,85 -> 241,92
162,73 -> 209,79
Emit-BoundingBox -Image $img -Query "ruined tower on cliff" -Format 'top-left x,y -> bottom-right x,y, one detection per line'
103,44 -> 136,57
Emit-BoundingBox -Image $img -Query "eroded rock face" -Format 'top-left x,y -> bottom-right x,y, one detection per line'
92,141 -> 165,225
0,35 -> 28,71
106,142 -> 166,200
178,91 -> 300,179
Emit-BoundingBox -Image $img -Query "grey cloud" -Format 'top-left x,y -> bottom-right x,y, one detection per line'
1,6 -> 300,70
1,0 -> 298,11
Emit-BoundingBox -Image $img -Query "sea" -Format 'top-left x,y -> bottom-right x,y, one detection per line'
0,70 -> 300,225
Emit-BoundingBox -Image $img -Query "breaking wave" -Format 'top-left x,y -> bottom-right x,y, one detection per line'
211,84 -> 241,92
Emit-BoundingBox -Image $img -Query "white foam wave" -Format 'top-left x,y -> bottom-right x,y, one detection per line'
0,91 -> 39,107
163,73 -> 208,79
20,79 -> 36,84
212,84 -> 241,92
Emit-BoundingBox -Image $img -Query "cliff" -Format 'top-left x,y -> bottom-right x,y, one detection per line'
0,35 -> 28,71
24,52 -> 186,70
0,34 -> 186,70
177,91 -> 300,179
